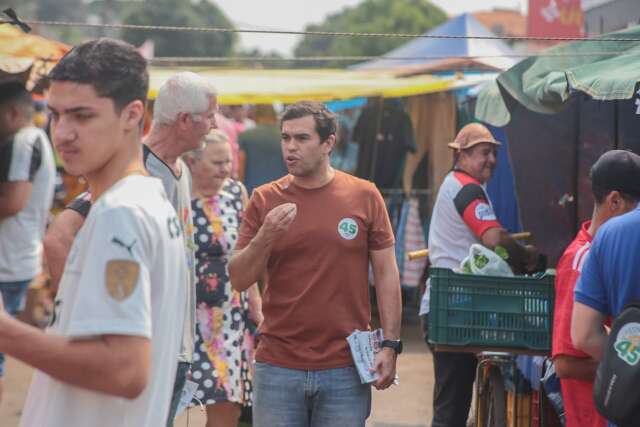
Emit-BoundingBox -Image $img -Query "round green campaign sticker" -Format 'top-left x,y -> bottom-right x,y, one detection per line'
338,218 -> 358,240
615,322 -> 640,366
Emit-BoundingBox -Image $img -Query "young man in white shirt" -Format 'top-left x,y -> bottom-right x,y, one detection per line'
42,71 -> 219,426
0,38 -> 187,427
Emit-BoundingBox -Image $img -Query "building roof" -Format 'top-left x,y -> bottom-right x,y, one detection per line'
582,0 -> 616,12
473,8 -> 527,38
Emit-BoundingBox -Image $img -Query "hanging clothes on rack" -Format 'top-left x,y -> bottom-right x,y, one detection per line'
393,200 -> 411,280
353,99 -> 416,188
380,189 -> 430,290
330,112 -> 359,174
402,198 -> 427,288
381,190 -> 404,233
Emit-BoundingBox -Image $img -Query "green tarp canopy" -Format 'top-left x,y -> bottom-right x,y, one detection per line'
476,25 -> 640,126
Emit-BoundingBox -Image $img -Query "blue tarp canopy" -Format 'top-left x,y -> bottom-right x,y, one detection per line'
352,13 -> 518,75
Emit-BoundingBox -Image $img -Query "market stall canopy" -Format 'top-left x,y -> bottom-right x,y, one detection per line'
0,25 -> 69,60
0,55 -> 33,84
0,25 -> 69,86
351,13 -> 517,75
476,24 -> 640,126
148,68 -> 491,104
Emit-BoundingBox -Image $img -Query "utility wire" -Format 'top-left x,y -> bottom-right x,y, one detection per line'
148,51 -> 638,64
9,51 -> 637,64
3,18 -> 640,43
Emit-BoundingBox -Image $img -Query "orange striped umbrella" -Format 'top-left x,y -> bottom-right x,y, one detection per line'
0,25 -> 69,60
0,25 -> 69,87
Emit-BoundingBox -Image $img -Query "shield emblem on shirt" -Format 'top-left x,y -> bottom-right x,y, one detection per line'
105,260 -> 140,301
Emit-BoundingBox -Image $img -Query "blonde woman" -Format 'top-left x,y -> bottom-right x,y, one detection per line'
184,130 -> 262,427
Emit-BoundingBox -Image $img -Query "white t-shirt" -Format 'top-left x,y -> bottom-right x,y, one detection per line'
20,175 -> 187,427
0,127 -> 55,282
420,170 -> 501,315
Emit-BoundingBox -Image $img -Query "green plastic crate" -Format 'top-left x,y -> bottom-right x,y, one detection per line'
428,268 -> 555,351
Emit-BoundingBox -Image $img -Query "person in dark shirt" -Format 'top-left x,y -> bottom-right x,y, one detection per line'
238,105 -> 287,195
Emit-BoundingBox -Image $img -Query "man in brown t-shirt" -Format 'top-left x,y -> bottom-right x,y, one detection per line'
229,100 -> 402,427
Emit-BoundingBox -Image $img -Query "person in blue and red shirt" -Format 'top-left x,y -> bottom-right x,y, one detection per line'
552,151 -> 640,427
423,123 -> 539,427
571,150 -> 640,427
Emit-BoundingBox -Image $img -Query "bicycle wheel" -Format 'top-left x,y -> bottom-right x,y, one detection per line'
478,366 -> 507,427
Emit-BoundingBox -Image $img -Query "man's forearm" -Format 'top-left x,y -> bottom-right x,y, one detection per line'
483,228 -> 532,273
575,327 -> 608,361
0,181 -> 31,218
572,303 -> 608,361
0,196 -> 21,218
230,202 -> 297,291
0,315 -> 149,398
43,232 -> 74,292
44,208 -> 86,292
374,272 -> 402,340
496,237 -> 531,273
229,235 -> 272,292
554,355 -> 599,381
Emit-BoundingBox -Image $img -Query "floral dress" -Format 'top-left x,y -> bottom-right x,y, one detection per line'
189,179 -> 254,407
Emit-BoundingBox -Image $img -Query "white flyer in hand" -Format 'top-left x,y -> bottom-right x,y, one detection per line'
347,328 -> 384,384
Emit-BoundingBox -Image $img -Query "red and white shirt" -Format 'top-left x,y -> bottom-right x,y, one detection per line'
552,220 -> 606,427
420,170 -> 501,314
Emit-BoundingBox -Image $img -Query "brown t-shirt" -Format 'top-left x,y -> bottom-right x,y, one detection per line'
236,170 -> 395,370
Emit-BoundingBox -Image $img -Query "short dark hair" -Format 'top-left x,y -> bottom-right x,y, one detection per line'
590,150 -> 640,204
592,186 -> 639,204
0,82 -> 33,121
0,82 -> 31,108
49,38 -> 148,111
280,101 -> 337,142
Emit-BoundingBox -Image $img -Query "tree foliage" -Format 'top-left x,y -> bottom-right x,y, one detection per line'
121,0 -> 236,57
294,0 -> 447,63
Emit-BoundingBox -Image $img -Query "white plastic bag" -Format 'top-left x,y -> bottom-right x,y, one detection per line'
460,243 -> 514,277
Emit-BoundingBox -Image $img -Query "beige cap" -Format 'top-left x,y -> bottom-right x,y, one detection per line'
448,123 -> 501,151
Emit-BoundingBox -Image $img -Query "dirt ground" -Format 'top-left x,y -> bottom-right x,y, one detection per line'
0,316 -> 434,427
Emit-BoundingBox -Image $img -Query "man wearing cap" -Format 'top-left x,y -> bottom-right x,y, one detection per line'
552,150 -> 640,427
423,123 -> 539,427
572,151 -> 640,367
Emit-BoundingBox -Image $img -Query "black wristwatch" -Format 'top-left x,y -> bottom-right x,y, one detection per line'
381,339 -> 403,355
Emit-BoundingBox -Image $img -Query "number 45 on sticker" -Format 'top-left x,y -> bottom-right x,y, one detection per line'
616,337 -> 640,366
338,218 -> 358,240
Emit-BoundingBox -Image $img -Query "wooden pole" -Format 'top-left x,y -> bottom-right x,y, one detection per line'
407,232 -> 532,261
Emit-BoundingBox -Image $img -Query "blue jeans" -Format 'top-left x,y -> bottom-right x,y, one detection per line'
0,279 -> 31,376
253,362 -> 371,427
166,361 -> 191,426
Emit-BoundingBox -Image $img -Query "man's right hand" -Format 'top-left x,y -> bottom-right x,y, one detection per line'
255,203 -> 297,246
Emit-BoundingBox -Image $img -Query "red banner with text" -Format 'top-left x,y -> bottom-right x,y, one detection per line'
528,0 -> 584,38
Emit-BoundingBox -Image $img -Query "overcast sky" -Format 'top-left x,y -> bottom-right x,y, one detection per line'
213,0 -> 527,55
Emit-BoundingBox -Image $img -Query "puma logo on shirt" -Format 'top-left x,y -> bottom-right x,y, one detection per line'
111,237 -> 137,257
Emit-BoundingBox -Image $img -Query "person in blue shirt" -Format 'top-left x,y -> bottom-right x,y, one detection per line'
572,150 -> 640,362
